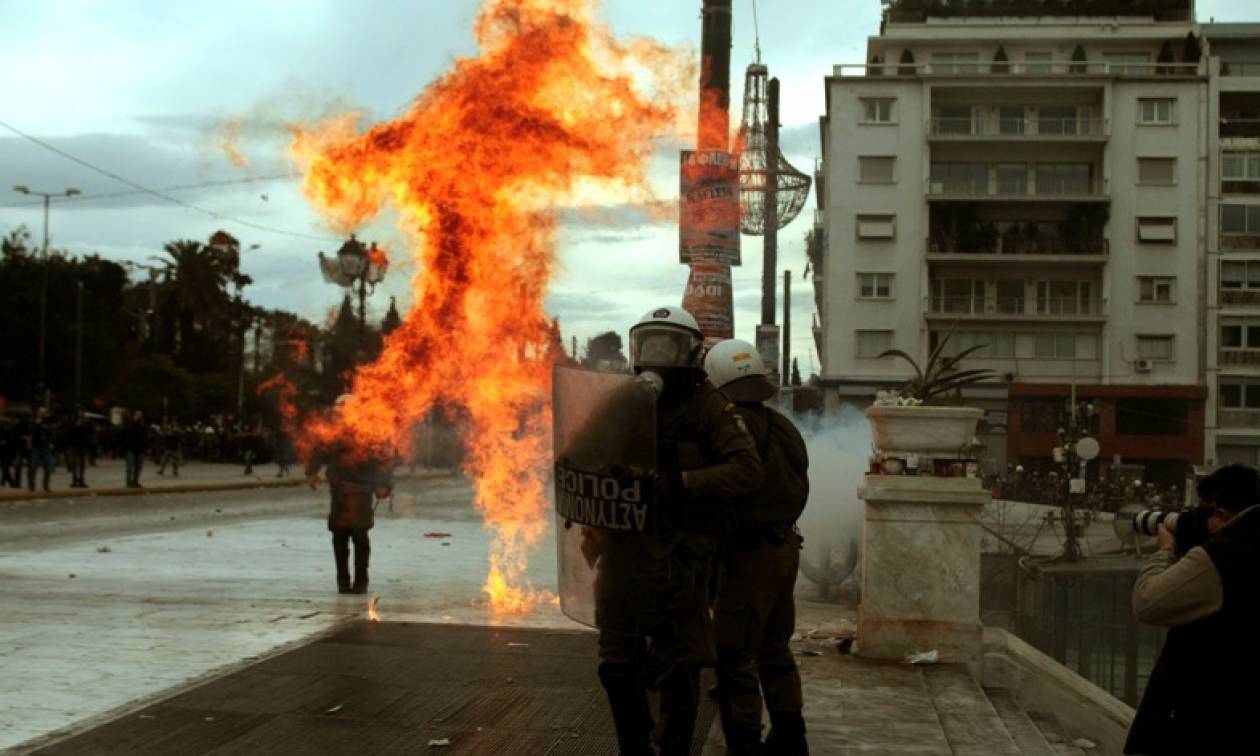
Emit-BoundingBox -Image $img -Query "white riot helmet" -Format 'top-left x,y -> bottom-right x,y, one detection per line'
703,338 -> 778,402
628,306 -> 704,372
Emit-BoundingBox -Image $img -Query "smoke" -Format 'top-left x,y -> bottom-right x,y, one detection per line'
793,405 -> 872,598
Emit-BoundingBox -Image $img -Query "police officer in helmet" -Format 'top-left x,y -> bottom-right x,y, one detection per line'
704,339 -> 810,755
595,307 -> 763,756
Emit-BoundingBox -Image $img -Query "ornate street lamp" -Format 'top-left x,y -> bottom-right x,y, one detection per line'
318,234 -> 388,334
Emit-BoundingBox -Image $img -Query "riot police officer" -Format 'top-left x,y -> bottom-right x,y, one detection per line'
594,307 -> 763,756
305,395 -> 394,595
704,339 -> 810,755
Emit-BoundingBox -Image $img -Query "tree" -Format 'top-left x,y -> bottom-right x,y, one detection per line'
791,358 -> 802,387
898,48 -> 916,77
582,331 -> 627,372
381,297 -> 402,337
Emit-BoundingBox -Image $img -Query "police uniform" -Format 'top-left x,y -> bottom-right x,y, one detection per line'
702,339 -> 809,756
596,378 -> 762,756
306,442 -> 392,594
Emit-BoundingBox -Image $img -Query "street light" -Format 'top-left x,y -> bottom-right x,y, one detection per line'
13,184 -> 81,404
318,234 -> 388,334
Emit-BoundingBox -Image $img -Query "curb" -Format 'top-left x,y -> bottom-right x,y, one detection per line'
0,478 -> 304,503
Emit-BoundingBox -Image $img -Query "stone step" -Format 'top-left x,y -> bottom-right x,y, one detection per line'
984,688 -> 1057,756
1027,711 -> 1089,756
923,665 -> 1020,755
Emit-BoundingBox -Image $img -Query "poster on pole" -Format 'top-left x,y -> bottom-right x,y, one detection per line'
682,263 -> 733,343
755,324 -> 781,384
679,150 -> 741,266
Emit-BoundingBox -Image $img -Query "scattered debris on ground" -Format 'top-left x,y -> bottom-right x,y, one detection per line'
906,649 -> 939,665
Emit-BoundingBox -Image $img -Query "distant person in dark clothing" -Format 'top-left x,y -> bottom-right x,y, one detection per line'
0,420 -> 21,488
306,395 -> 394,594
66,410 -> 93,488
25,409 -> 55,493
274,428 -> 292,478
121,411 -> 147,488
157,423 -> 181,477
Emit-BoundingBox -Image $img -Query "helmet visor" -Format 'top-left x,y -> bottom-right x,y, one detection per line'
630,327 -> 696,369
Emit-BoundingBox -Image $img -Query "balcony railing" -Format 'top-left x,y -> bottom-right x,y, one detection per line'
836,61 -> 1201,79
1221,61 -> 1260,77
929,117 -> 1107,138
1221,288 -> 1260,307
1220,349 -> 1260,366
928,178 -> 1101,199
927,237 -> 1108,257
927,296 -> 1103,317
1221,119 -> 1260,139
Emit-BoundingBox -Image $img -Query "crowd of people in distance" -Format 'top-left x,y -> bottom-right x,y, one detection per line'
984,465 -> 1187,512
0,408 -> 294,492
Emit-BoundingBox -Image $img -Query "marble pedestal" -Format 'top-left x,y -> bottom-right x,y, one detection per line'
857,474 -> 990,669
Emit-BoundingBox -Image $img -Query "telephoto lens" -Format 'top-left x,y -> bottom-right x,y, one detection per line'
1132,509 -> 1180,538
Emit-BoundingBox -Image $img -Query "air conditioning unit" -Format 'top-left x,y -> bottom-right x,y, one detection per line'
1133,359 -> 1153,373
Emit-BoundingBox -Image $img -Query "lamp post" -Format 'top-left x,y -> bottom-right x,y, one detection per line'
1053,399 -> 1101,561
13,184 -> 81,402
317,235 -> 388,335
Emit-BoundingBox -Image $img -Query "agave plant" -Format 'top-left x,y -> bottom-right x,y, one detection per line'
877,332 -> 997,404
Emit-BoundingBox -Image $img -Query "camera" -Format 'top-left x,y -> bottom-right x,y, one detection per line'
1114,505 -> 1212,555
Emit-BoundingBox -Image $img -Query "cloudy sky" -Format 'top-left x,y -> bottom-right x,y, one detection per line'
0,0 -> 1248,373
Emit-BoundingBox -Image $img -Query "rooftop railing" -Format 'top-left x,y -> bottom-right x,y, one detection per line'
837,61 -> 1202,79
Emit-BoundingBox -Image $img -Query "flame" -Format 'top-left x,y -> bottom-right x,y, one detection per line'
368,595 -> 381,623
219,119 -> 249,167
288,0 -> 693,618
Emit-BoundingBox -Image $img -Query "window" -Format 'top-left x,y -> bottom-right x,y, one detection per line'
1138,276 -> 1175,303
934,279 -> 985,314
1224,151 -> 1260,194
1138,157 -> 1176,186
996,163 -> 1027,195
855,330 -> 892,357
932,104 -> 974,135
858,156 -> 896,184
1034,333 -> 1078,358
932,331 -> 1014,358
995,279 -> 1025,314
1137,216 -> 1177,243
1222,319 -> 1260,350
1138,336 -> 1174,361
1105,52 -> 1151,76
932,52 -> 980,75
1024,52 -> 1053,75
1038,104 -> 1077,135
1222,204 -> 1260,235
1220,377 -> 1260,410
1222,261 -> 1260,290
860,98 -> 896,124
930,162 -> 988,194
857,273 -> 894,299
856,213 -> 895,239
1035,163 -> 1092,195
1036,280 -> 1093,315
1138,98 -> 1175,124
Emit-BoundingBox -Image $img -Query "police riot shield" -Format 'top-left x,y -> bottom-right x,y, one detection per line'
552,364 -> 657,627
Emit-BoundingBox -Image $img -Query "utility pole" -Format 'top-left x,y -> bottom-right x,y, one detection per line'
782,270 -> 791,385
74,280 -> 84,409
12,185 -> 81,402
760,78 -> 780,328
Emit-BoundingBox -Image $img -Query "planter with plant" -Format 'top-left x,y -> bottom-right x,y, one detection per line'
866,333 -> 996,458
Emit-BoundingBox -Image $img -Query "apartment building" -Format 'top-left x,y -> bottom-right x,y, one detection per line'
1204,23 -> 1260,468
814,1 -> 1211,479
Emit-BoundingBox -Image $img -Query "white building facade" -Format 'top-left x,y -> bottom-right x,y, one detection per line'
815,3 -> 1217,477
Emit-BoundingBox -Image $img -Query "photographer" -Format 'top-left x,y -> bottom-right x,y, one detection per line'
1125,464 -> 1260,755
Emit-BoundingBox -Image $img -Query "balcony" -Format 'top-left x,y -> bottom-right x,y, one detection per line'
927,236 -> 1108,267
928,117 -> 1107,141
834,60 -> 1201,79
1220,61 -> 1260,77
1221,289 -> 1260,308
1220,349 -> 1260,367
926,296 -> 1105,322
927,178 -> 1105,201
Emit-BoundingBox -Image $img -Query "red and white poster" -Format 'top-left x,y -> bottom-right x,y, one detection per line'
682,262 -> 733,343
679,150 -> 740,266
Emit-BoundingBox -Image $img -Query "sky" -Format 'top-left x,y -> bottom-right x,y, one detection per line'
0,0 -> 1249,374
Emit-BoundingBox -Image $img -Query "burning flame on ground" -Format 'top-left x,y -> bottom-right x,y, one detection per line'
369,595 -> 381,623
288,0 -> 694,618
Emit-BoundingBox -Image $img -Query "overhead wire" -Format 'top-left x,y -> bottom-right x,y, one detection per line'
0,174 -> 294,209
0,119 -> 339,243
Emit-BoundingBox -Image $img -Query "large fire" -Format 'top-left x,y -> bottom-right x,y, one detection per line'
288,0 -> 693,616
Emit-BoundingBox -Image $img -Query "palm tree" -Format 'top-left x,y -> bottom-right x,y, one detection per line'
157,238 -> 243,368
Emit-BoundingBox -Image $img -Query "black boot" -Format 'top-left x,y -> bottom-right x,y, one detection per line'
763,711 -> 808,756
598,662 -> 655,756
351,530 -> 371,594
332,532 -> 352,594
